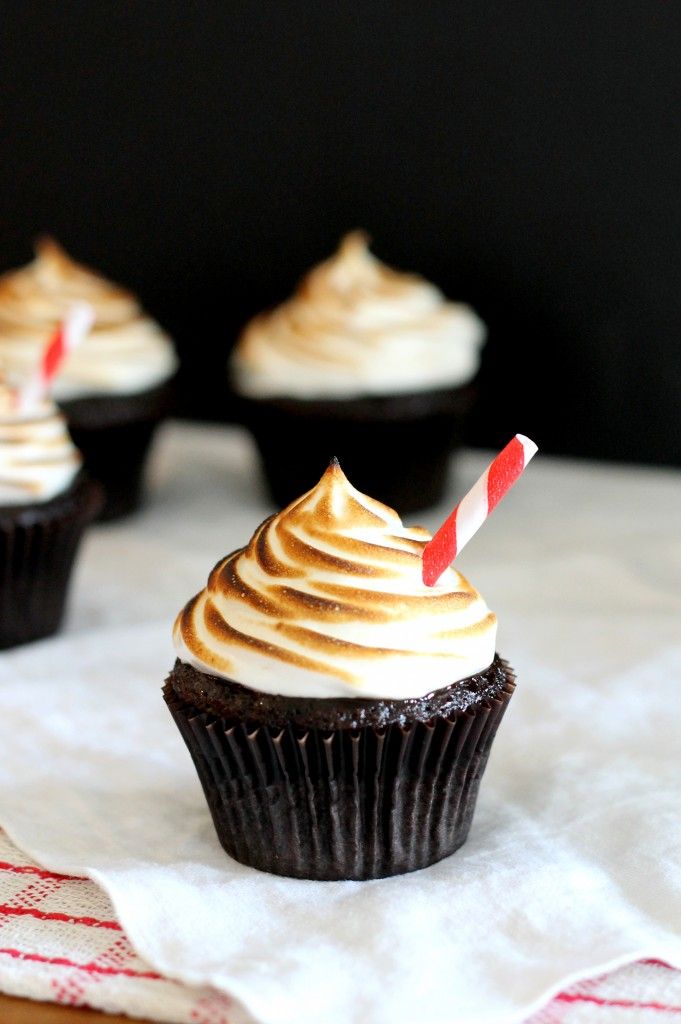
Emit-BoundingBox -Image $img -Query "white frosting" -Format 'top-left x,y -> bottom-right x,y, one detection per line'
0,239 -> 178,400
174,461 -> 496,699
0,378 -> 81,505
231,231 -> 486,400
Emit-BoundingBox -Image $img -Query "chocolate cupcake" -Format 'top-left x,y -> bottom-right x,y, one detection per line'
164,460 -> 514,880
230,232 -> 485,513
0,376 -> 102,648
0,239 -> 178,519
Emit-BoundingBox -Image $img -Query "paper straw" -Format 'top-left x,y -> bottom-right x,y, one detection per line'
422,434 -> 538,586
17,302 -> 94,411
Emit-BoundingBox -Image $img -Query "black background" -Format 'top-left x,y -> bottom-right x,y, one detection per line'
1,3 -> 679,464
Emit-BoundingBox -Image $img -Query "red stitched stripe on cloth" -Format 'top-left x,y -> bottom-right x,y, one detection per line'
0,947 -> 162,981
0,861 -> 87,882
556,991 -> 681,1013
0,904 -> 121,930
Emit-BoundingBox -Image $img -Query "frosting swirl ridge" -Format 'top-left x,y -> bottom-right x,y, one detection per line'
0,238 -> 178,400
174,461 -> 496,699
0,377 -> 81,505
231,231 -> 486,399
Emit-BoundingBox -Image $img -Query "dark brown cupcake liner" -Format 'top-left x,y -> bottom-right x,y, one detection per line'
234,385 -> 475,514
63,378 -> 175,521
0,475 -> 103,649
163,666 -> 514,880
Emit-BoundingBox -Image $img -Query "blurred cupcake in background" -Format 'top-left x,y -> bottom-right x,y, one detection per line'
0,238 -> 178,519
0,372 -> 102,649
231,231 -> 486,512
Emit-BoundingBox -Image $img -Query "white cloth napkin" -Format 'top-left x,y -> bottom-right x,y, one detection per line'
0,423 -> 678,1024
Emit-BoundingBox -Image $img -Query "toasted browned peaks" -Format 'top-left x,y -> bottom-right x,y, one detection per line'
174,458 -> 497,689
246,516 -> 304,578
0,236 -> 144,332
385,533 -> 428,553
177,593 -> 202,645
0,476 -> 41,494
275,622 -> 413,659
407,526 -> 431,540
274,519 -> 394,577
35,236 -> 84,274
291,459 -> 397,529
303,231 -> 421,299
203,599 -> 352,680
314,582 -> 477,615
435,613 -> 497,640
211,555 -> 289,617
32,237 -> 130,300
268,584 -> 389,623
174,596 -> 234,676
303,527 -> 423,566
276,326 -> 350,364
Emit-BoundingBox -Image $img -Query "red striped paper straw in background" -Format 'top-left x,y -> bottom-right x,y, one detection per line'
422,433 -> 538,586
17,302 -> 94,412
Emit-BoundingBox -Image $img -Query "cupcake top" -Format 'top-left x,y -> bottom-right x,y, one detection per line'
0,238 -> 178,401
0,375 -> 82,505
174,460 -> 497,699
231,231 -> 486,400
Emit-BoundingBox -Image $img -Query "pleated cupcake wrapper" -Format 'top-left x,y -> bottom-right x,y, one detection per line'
248,405 -> 467,514
237,384 -> 475,513
164,672 -> 515,881
67,420 -> 160,521
64,378 -> 175,520
0,478 -> 102,649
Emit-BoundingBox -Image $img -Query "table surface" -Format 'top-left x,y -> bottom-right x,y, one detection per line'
0,993 -> 148,1023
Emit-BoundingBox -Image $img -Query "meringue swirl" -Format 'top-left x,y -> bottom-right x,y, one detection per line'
231,231 -> 486,400
174,461 -> 496,699
0,377 -> 81,505
0,238 -> 178,401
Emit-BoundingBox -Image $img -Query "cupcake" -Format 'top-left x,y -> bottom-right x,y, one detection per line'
230,232 -> 486,513
0,375 -> 102,648
164,460 -> 514,880
0,238 -> 178,519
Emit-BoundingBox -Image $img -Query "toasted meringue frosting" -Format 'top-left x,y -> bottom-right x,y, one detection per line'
174,461 -> 496,699
0,239 -> 178,401
231,231 -> 486,400
0,377 -> 82,505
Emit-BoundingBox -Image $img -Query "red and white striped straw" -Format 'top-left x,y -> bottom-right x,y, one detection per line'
422,433 -> 538,586
17,302 -> 94,411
